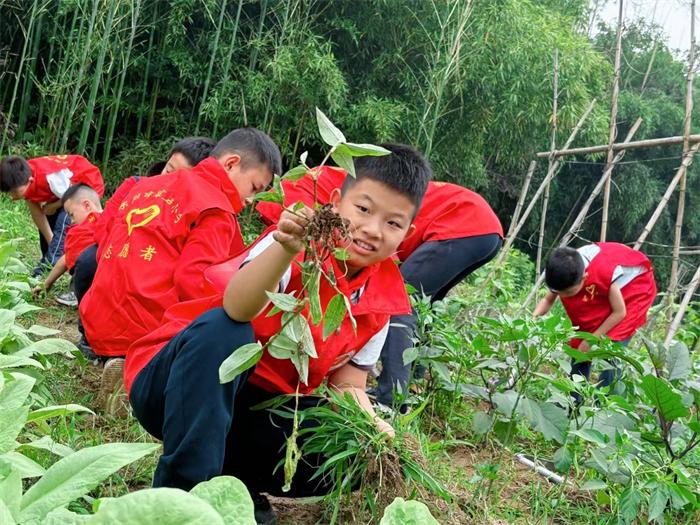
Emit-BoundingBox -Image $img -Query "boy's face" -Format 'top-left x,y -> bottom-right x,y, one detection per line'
64,198 -> 99,225
330,178 -> 416,274
551,274 -> 587,298
8,182 -> 30,201
162,152 -> 192,174
221,154 -> 272,206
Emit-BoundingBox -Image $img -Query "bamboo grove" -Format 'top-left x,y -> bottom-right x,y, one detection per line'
0,0 -> 698,287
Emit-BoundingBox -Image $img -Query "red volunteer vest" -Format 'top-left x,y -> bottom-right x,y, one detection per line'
256,170 -> 503,260
94,176 -> 141,249
64,212 -> 100,270
123,229 -> 411,395
561,243 -> 656,348
24,155 -> 104,202
80,158 -> 244,357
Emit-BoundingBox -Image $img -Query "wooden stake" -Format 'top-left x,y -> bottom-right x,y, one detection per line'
520,118 -> 643,310
665,263 -> 700,345
669,0 -> 695,299
506,160 -> 537,240
600,0 -> 624,241
536,134 -> 700,158
634,142 -> 700,249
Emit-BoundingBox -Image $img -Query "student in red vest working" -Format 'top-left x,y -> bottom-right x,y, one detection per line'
33,184 -> 103,296
256,167 -> 504,409
79,128 -> 280,404
0,154 -> 104,277
534,243 -> 657,397
72,137 -> 217,358
124,145 -> 432,524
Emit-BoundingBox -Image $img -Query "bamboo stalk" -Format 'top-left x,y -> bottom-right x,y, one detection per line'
669,0 -> 695,299
665,264 -> 700,346
136,1 -> 159,138
506,160 -> 537,240
213,0 -> 243,136
520,118 -> 643,310
249,0 -> 269,71
634,142 -> 700,249
536,134 -> 700,158
600,0 -> 624,242
17,2 -> 45,138
195,0 -> 227,135
536,49 -> 558,277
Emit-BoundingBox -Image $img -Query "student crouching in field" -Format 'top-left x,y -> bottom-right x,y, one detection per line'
123,145 -> 432,524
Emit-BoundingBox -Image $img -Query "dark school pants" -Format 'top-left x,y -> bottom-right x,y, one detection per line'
129,308 -> 332,497
376,234 -> 503,406
570,338 -> 629,403
73,244 -> 98,337
34,208 -> 71,276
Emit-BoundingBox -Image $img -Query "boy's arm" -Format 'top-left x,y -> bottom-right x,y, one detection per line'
27,201 -> 53,244
533,291 -> 557,317
592,283 -> 627,338
223,207 -> 311,322
327,364 -> 395,438
43,256 -> 67,292
42,200 -> 62,216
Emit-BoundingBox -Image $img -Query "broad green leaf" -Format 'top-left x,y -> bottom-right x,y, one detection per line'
587,411 -> 636,441
219,343 -> 263,384
493,390 -> 518,417
284,314 -> 316,358
666,341 -> 691,381
290,352 -> 310,385
11,303 -> 42,316
315,108 -> 346,146
379,497 -> 439,525
0,355 -> 42,370
618,487 -> 643,525
343,143 -> 391,157
553,446 -> 572,473
331,144 -> 355,177
641,375 -> 690,422
15,338 -> 77,358
0,452 -> 46,478
0,406 -> 28,454
648,485 -> 669,523
0,499 -> 15,525
24,325 -> 62,337
252,190 -> 283,204
0,310 -> 16,339
0,373 -> 35,411
20,436 -> 74,458
281,165 -> 307,181
581,479 -> 607,491
341,294 -> 357,333
333,247 -> 350,261
19,442 -> 159,523
472,411 -> 492,435
0,463 -> 21,519
92,487 -> 225,525
190,476 -> 255,525
265,291 -> 300,313
518,400 -> 567,444
323,294 -> 347,340
27,404 -> 94,423
570,428 -> 608,446
307,270 -> 322,326
267,334 -> 297,360
44,508 -> 91,524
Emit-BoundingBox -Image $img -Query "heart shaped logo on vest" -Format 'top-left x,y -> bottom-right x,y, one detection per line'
125,205 -> 161,236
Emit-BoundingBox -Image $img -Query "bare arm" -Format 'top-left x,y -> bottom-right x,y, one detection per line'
223,207 -> 311,322
27,201 -> 53,244
533,291 -> 557,317
328,363 -> 395,438
592,283 -> 627,337
43,256 -> 67,291
42,200 -> 62,216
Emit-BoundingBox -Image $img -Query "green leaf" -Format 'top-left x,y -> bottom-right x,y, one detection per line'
0,499 -> 15,525
19,442 -> 160,523
284,314 -> 316,358
472,411 -> 492,435
281,165 -> 307,182
27,404 -> 94,423
15,338 -> 77,358
267,334 -> 297,360
518,400 -> 568,444
0,462 -> 21,519
20,436 -> 74,458
190,476 -> 256,525
307,270 -> 322,326
44,508 -> 91,524
218,343 -> 263,384
492,390 -> 518,417
641,375 -> 690,421
553,446 -> 572,473
24,325 -> 62,337
265,292 -> 300,313
0,355 -> 43,370
666,341 -> 691,381
290,352 -> 310,385
581,479 -> 607,491
252,189 -> 283,204
0,310 -> 16,339
0,406 -> 28,454
0,452 -> 46,478
343,142 -> 391,157
315,107 -> 346,146
331,144 -> 355,177
648,485 -> 669,523
0,373 -> 35,411
570,428 -> 608,446
333,247 -> 350,261
92,487 -> 224,525
379,497 -> 439,525
323,294 -> 347,340
618,487 -> 643,525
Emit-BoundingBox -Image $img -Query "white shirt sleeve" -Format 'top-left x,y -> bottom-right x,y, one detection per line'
242,232 -> 292,291
350,321 -> 390,370
576,244 -> 600,269
612,265 -> 647,289
46,169 -> 74,198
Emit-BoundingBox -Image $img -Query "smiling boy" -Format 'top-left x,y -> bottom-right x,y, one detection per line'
124,144 -> 431,523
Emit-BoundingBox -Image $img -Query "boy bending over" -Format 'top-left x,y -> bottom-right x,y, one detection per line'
534,243 -> 657,392
125,145 -> 431,523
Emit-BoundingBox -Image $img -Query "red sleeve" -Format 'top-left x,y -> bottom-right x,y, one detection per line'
22,172 -> 54,203
174,210 -> 244,301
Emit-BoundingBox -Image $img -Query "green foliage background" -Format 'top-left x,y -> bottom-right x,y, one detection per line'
0,0 -> 698,285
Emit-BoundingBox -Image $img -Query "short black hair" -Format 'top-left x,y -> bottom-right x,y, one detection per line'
545,247 -> 585,291
0,155 -> 31,192
211,128 -> 282,177
341,143 -> 432,215
60,183 -> 100,207
170,136 -> 216,166
145,161 -> 167,177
